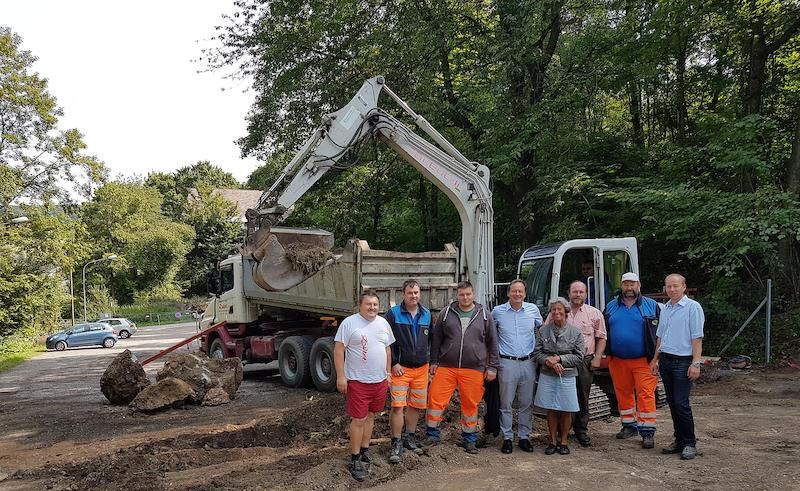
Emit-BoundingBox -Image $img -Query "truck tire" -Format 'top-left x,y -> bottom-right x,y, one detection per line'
310,337 -> 337,392
278,335 -> 314,388
209,338 -> 225,360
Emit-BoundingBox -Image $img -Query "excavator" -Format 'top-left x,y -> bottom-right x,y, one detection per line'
193,76 -> 645,417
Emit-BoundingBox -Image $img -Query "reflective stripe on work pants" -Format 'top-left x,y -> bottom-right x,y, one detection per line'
425,366 -> 485,433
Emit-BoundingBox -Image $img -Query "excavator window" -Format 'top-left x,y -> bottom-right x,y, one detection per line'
519,256 -> 553,313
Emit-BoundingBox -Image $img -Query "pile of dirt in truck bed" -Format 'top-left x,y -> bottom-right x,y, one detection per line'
284,243 -> 334,275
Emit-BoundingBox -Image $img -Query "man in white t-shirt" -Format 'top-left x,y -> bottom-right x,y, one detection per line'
334,291 -> 395,482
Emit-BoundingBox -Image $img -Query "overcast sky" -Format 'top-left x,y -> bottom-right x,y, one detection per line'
5,0 -> 259,184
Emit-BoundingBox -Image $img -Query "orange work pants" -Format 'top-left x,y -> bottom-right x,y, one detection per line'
425,367 -> 485,435
608,356 -> 657,434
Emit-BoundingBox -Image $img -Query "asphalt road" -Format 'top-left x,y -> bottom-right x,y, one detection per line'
0,321 -> 201,395
0,322 -> 202,444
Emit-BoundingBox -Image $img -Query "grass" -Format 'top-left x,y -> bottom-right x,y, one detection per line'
0,344 -> 42,373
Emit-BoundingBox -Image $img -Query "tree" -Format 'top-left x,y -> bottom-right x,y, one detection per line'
145,161 -> 240,219
180,186 -> 241,296
0,27 -> 105,214
81,182 -> 194,303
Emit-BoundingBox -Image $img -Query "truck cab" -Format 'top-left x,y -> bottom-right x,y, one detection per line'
517,237 -> 639,312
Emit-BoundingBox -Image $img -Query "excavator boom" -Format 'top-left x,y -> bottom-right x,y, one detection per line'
244,76 -> 495,307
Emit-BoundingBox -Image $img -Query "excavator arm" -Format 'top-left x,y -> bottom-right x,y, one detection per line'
244,76 -> 495,307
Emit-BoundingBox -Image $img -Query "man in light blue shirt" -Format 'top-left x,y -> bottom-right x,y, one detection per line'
650,273 -> 704,460
491,279 -> 542,454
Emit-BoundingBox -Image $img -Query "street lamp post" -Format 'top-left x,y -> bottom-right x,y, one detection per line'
82,255 -> 118,322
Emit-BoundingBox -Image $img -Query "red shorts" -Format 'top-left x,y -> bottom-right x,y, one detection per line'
346,379 -> 388,419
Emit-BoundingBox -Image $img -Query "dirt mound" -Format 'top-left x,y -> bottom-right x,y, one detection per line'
9,391 -> 482,490
284,242 -> 334,275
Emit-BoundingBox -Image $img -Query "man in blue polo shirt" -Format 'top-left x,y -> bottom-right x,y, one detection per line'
650,273 -> 704,460
492,279 -> 542,454
604,272 -> 660,449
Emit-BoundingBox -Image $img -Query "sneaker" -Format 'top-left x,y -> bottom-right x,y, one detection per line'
544,443 -> 558,455
360,448 -> 375,464
501,439 -> 513,454
680,445 -> 698,460
615,426 -> 639,439
388,439 -> 403,464
662,441 -> 683,454
642,435 -> 655,449
348,459 -> 367,482
403,434 -> 424,455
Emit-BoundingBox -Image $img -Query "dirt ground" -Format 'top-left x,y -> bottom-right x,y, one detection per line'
1,360 -> 798,490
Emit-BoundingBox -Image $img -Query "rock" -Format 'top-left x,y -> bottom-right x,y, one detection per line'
207,357 -> 243,398
130,377 -> 195,412
156,351 -> 243,403
100,349 -> 150,405
156,352 -> 214,403
202,386 -> 231,406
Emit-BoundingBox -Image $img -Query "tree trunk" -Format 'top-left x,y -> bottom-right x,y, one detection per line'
788,117 -> 800,195
628,80 -> 644,148
675,43 -> 688,144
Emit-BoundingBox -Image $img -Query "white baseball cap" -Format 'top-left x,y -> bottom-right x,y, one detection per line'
621,272 -> 640,282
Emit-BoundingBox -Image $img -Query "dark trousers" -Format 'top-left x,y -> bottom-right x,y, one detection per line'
659,354 -> 696,448
573,357 -> 593,436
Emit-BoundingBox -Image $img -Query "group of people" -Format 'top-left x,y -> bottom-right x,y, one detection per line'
333,273 -> 704,482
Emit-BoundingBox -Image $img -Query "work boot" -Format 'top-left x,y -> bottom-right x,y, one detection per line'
615,426 -> 639,439
360,448 -> 375,464
576,433 -> 591,447
642,434 -> 655,449
462,441 -> 479,454
662,441 -> 683,454
348,459 -> 367,482
680,446 -> 698,460
403,433 -> 424,455
501,439 -> 513,454
388,438 -> 403,464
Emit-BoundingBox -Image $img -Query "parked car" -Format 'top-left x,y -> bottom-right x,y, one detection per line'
46,323 -> 117,351
99,317 -> 137,338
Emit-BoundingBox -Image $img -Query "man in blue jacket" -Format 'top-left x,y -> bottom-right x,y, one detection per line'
385,279 -> 432,463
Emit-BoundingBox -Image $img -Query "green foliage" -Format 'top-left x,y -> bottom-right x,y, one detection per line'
0,27 -> 106,210
86,285 -> 117,319
81,182 -> 195,302
145,161 -> 240,219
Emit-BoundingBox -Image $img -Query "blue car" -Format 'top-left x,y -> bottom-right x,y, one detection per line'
46,323 -> 118,351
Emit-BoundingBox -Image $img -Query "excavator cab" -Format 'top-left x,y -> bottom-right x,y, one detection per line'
516,238 -> 639,313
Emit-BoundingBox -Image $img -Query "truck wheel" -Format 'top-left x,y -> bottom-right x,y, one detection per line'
310,337 -> 337,392
278,336 -> 314,388
209,338 -> 225,360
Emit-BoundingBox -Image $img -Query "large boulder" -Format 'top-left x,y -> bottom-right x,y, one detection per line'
156,352 -> 243,403
207,357 -> 243,399
100,349 -> 151,405
130,377 -> 195,412
201,386 -> 231,406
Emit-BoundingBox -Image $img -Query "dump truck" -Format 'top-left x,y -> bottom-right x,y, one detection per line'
198,76 -> 493,392
197,77 -> 648,405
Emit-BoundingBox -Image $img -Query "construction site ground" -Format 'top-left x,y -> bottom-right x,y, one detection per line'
0,322 -> 798,490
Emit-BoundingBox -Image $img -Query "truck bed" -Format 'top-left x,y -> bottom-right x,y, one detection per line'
242,239 -> 459,317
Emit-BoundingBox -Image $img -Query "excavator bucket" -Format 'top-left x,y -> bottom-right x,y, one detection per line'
248,227 -> 335,291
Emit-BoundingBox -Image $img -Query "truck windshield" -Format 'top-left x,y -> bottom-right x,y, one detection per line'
519,256 -> 554,313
